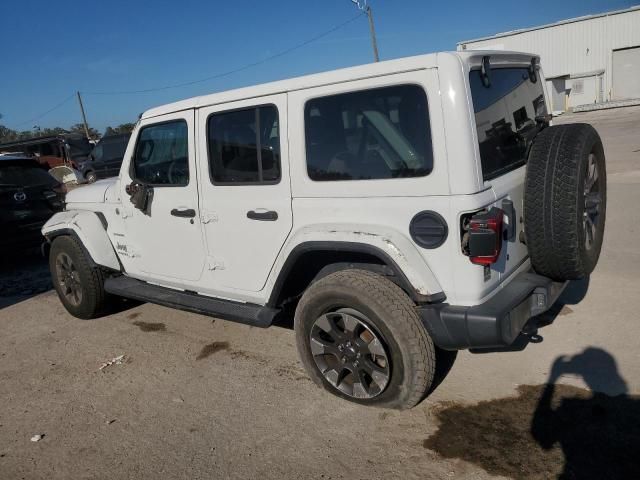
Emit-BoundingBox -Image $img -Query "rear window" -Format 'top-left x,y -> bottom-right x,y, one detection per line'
304,85 -> 433,181
93,135 -> 130,162
470,67 -> 548,180
0,165 -> 57,187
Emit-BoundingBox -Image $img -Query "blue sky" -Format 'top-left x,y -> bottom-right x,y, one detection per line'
0,0 -> 634,133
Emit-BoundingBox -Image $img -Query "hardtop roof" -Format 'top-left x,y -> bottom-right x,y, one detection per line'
140,51 -> 539,121
141,52 -> 442,120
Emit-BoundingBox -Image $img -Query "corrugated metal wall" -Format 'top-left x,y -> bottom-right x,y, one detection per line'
458,8 -> 640,104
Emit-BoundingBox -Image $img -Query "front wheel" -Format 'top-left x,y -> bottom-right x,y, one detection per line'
49,236 -> 109,319
294,269 -> 436,410
85,171 -> 97,183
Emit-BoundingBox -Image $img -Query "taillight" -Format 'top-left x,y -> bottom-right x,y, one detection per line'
468,207 -> 504,265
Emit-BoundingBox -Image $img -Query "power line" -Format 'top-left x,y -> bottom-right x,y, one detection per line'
3,12 -> 366,130
83,11 -> 366,96
8,93 -> 75,129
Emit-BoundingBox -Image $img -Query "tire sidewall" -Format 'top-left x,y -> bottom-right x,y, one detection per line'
295,278 -> 415,408
49,237 -> 98,319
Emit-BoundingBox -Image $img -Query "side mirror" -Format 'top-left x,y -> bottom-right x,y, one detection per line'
127,181 -> 154,215
481,56 -> 491,88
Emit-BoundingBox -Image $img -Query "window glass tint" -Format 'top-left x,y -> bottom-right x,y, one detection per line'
208,105 -> 281,184
0,166 -> 57,187
133,121 -> 188,185
470,67 -> 548,180
305,85 -> 432,181
92,144 -> 103,161
95,135 -> 129,162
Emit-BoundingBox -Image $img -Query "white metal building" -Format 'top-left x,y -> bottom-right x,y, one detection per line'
458,6 -> 640,112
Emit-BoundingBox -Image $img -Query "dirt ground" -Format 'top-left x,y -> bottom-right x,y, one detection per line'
1,106 -> 640,479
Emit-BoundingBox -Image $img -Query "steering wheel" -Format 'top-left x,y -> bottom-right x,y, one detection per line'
167,159 -> 187,184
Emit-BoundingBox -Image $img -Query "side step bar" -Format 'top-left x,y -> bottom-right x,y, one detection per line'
104,276 -> 278,328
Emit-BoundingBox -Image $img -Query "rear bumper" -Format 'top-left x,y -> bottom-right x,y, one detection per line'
419,272 -> 567,350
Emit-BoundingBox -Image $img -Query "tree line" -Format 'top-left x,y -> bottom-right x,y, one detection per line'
0,122 -> 136,144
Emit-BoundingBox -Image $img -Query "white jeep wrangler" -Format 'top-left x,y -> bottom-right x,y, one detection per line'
43,51 -> 606,409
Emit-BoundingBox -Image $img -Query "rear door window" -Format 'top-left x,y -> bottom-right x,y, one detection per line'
208,105 -> 281,184
304,85 -> 433,181
470,67 -> 548,180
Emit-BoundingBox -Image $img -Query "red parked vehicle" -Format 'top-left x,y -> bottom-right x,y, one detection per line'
0,134 -> 92,170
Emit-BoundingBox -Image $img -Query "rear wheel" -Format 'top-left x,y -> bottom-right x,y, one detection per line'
524,123 -> 606,280
294,269 -> 436,409
49,236 -> 110,319
85,171 -> 97,183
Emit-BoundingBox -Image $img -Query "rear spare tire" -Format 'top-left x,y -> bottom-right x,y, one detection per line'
524,123 -> 606,280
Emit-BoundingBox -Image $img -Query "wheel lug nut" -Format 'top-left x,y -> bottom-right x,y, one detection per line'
341,357 -> 346,363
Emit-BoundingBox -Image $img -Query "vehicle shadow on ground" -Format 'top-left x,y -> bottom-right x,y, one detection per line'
424,347 -> 640,479
0,250 -> 52,310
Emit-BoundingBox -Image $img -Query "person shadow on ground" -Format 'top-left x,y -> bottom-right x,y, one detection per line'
531,347 -> 640,479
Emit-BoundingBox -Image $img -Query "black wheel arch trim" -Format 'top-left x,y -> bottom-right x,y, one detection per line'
267,241 -> 446,308
43,228 -> 122,272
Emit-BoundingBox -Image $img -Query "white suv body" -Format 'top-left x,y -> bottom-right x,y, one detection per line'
43,51 -> 606,408
47,51 -> 541,304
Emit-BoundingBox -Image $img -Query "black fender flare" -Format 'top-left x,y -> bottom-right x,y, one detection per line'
267,241 -> 445,307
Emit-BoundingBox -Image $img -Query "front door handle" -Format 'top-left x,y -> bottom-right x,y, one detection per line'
247,210 -> 278,221
171,208 -> 196,218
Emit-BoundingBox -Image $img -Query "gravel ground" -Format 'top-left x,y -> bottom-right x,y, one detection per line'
1,107 -> 639,479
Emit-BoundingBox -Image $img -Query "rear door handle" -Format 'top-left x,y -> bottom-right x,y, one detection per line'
171,208 -> 196,218
247,210 -> 278,221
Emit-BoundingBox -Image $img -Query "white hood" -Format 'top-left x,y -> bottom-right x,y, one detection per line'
66,178 -> 117,204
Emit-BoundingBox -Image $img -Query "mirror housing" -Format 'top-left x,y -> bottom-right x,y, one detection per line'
127,181 -> 154,215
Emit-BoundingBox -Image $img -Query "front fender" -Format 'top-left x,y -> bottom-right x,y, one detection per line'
269,223 -> 444,301
42,210 -> 120,271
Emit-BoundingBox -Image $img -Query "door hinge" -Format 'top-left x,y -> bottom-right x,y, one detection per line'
201,211 -> 218,224
207,256 -> 225,270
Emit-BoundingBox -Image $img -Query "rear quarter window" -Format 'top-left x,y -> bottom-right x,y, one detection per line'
470,67 -> 548,181
304,85 -> 433,181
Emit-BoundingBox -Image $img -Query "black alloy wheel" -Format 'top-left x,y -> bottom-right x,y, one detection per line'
55,251 -> 83,307
309,307 -> 390,399
583,152 -> 603,251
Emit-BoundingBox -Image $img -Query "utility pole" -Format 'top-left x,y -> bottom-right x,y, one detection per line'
76,91 -> 92,140
366,5 -> 379,62
351,0 -> 379,62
